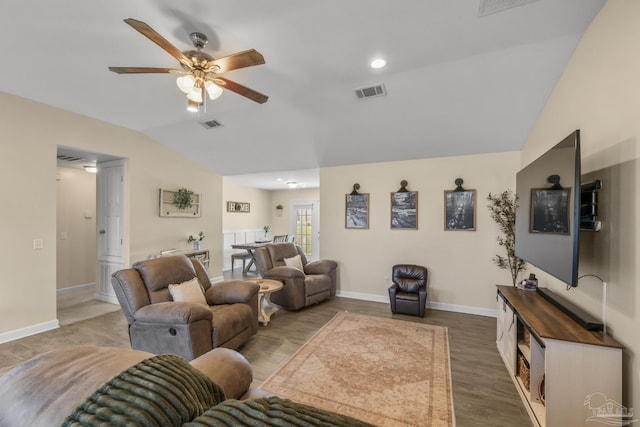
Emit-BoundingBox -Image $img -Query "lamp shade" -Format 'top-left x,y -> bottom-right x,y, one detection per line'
187,87 -> 203,103
176,75 -> 196,93
205,80 -> 223,100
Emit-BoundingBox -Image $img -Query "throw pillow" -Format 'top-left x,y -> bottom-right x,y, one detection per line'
168,277 -> 207,305
284,254 -> 304,273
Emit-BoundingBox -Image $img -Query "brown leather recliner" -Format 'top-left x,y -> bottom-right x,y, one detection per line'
253,242 -> 338,310
388,264 -> 428,317
111,255 -> 259,360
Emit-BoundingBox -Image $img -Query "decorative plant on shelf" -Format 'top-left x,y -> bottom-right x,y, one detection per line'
276,204 -> 283,210
187,231 -> 205,243
187,231 -> 205,250
487,190 -> 525,286
174,188 -> 194,210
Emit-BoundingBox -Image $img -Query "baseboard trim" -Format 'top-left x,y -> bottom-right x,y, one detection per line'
56,282 -> 96,294
0,320 -> 59,344
336,290 -> 497,318
94,293 -> 119,305
210,275 -> 224,283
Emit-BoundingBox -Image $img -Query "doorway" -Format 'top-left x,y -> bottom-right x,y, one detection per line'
56,147 -> 125,323
290,200 -> 320,262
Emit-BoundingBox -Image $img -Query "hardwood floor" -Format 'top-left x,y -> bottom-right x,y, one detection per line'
0,273 -> 531,427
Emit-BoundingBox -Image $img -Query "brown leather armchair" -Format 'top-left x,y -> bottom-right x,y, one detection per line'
111,255 -> 259,360
253,242 -> 338,310
388,264 -> 428,317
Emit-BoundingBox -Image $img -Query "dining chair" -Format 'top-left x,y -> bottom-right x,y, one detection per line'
272,234 -> 288,242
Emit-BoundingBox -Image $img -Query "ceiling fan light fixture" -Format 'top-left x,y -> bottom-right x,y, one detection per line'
186,99 -> 200,112
205,80 -> 223,100
176,75 -> 196,93
187,88 -> 203,103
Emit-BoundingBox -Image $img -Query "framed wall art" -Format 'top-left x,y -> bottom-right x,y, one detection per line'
391,182 -> 418,230
444,189 -> 476,231
226,201 -> 250,213
530,188 -> 571,234
345,193 -> 369,229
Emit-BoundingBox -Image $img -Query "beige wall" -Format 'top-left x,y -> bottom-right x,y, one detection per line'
0,92 -> 222,336
269,188 -> 320,237
222,182 -> 320,237
56,167 -> 97,289
222,182 -> 271,232
320,151 -> 520,312
521,0 -> 640,412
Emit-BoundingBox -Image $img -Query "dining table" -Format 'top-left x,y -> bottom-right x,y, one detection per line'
231,241 -> 271,273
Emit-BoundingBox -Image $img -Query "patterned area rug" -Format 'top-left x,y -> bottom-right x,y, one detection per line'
261,312 -> 455,426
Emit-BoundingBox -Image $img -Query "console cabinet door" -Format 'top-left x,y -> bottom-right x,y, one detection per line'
496,295 -> 517,375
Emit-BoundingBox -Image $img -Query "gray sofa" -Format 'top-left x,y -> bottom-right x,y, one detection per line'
111,255 -> 259,360
253,242 -> 338,310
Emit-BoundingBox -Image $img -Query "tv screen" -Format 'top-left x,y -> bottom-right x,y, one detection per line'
515,130 -> 581,286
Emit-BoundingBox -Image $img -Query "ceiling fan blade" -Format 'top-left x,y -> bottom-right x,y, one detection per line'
123,18 -> 191,67
208,49 -> 265,73
213,77 -> 268,104
108,67 -> 179,74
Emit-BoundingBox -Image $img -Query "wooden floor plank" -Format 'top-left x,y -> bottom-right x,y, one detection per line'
0,277 -> 531,426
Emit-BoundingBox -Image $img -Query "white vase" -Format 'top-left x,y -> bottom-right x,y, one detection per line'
193,241 -> 200,250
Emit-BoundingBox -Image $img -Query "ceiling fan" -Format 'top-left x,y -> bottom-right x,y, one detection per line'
109,18 -> 268,110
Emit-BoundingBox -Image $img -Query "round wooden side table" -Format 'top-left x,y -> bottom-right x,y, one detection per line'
251,279 -> 283,325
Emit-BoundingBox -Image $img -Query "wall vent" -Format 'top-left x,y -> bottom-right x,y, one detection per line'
200,119 -> 223,129
478,0 -> 540,17
57,154 -> 85,162
354,83 -> 387,100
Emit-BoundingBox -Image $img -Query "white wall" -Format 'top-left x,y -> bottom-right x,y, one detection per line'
521,0 -> 640,413
0,92 -> 222,338
320,151 -> 520,313
56,167 -> 96,289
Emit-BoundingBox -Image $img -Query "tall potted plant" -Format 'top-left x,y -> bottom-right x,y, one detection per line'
487,190 -> 525,286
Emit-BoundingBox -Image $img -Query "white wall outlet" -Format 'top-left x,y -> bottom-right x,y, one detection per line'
33,238 -> 44,250
60,231 -> 67,240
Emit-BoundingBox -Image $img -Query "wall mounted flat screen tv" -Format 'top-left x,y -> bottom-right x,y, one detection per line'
515,130 -> 581,286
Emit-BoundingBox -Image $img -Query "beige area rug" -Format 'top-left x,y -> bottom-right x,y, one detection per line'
261,312 -> 455,427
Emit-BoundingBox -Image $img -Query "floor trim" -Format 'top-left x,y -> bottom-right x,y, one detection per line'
56,282 -> 95,294
337,290 -> 497,318
0,320 -> 59,344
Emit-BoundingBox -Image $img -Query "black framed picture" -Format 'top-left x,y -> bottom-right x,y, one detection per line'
390,191 -> 418,230
444,189 -> 476,231
530,188 -> 571,234
345,193 -> 369,229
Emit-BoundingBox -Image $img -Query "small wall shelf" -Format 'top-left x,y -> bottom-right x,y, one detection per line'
159,188 -> 201,217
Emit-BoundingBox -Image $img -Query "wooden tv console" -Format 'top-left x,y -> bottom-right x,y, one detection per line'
496,286 -> 623,427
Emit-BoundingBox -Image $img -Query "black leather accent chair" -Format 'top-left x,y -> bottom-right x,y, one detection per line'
388,264 -> 428,317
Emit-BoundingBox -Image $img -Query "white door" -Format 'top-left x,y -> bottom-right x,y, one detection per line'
96,159 -> 126,304
290,200 -> 320,262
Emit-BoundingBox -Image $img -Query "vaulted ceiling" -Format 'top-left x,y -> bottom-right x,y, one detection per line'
1,0 -> 605,189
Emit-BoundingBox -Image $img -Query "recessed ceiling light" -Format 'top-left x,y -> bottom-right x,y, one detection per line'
370,58 -> 387,69
83,165 -> 98,173
286,181 -> 298,188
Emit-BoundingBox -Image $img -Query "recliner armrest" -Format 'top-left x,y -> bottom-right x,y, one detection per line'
206,281 -> 259,305
304,259 -> 338,275
263,266 -> 306,280
134,302 -> 212,324
388,283 -> 398,297
190,348 -> 253,400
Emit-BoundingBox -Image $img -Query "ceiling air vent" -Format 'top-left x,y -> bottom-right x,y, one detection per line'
200,119 -> 223,129
354,83 -> 387,100
57,154 -> 85,162
478,0 -> 540,17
